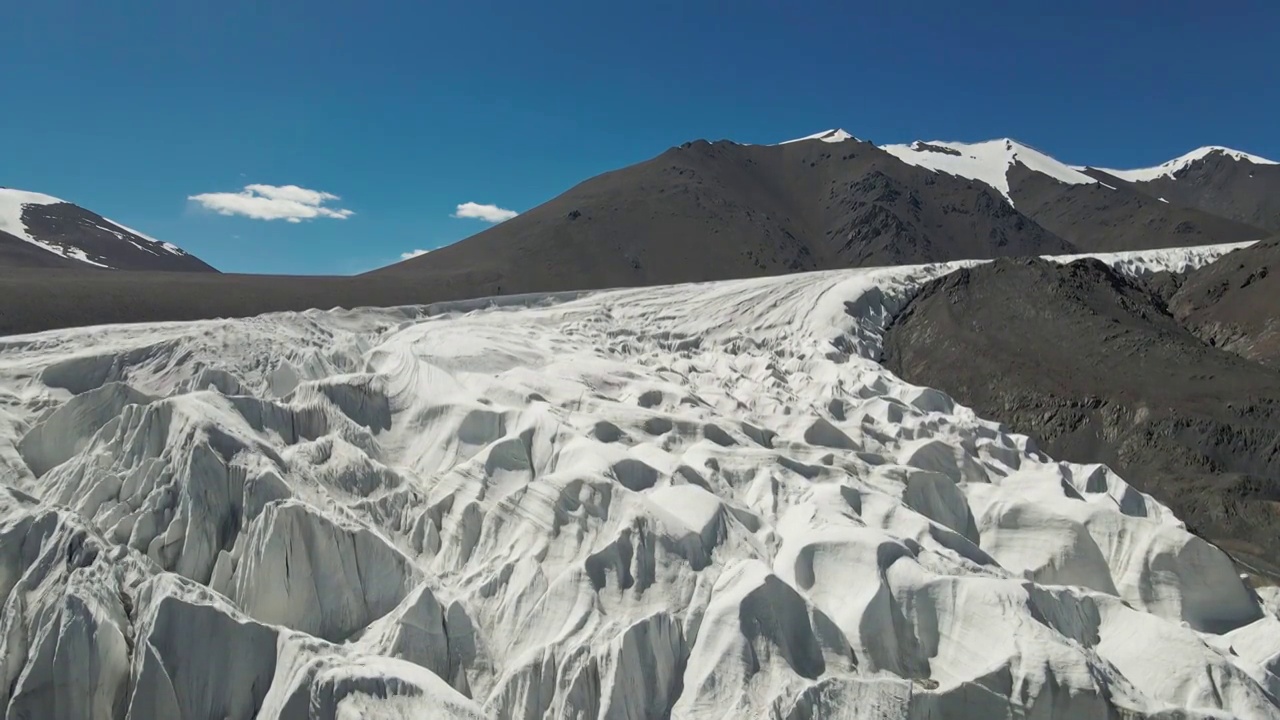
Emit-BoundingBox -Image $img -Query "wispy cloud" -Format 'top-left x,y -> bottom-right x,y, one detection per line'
452,201 -> 518,223
400,248 -> 431,260
189,184 -> 354,223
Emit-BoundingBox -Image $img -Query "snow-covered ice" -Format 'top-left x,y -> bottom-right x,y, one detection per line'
881,138 -> 1097,204
1051,240 -> 1256,277
1094,146 -> 1279,182
1,242 -> 1277,719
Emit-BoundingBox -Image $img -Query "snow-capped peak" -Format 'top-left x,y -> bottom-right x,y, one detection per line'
1091,146 -> 1279,183
880,138 -> 1095,204
0,187 -> 64,207
0,187 -> 69,249
0,186 -> 194,268
778,128 -> 858,145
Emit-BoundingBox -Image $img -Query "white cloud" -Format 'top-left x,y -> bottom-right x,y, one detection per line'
452,201 -> 518,223
400,248 -> 431,260
188,184 -> 354,223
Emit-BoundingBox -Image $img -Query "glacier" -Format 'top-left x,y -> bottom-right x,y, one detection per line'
1,242 -> 1278,719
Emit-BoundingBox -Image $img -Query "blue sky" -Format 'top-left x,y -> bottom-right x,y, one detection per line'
4,1 -> 1277,275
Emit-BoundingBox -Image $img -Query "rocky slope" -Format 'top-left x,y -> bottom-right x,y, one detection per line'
0,188 -> 214,271
1008,162 -> 1265,253
3,243 -> 1279,718
1168,237 -> 1280,368
882,255 -> 1280,580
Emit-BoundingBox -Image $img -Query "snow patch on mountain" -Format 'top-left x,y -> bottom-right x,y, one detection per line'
1094,146 -> 1280,183
881,138 -> 1096,204
779,128 -> 858,145
0,188 -> 67,256
0,187 -> 195,268
0,241 -> 1274,718
99,216 -> 190,257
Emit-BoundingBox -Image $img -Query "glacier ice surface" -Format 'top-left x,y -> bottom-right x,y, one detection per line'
1,243 -> 1277,719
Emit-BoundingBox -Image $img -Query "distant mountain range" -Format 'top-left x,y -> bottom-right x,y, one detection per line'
3,132 -> 1274,284
371,131 -> 1277,291
1082,146 -> 1280,233
5,130 -> 1279,720
0,188 -> 215,271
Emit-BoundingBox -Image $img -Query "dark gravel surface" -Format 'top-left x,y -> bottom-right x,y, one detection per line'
0,267 -> 494,337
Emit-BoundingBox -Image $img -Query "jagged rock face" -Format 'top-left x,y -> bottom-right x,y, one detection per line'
1,244 -> 1278,718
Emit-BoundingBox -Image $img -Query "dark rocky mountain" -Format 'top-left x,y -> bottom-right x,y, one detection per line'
0,233 -> 80,269
881,256 -> 1280,581
373,134 -> 1271,290
0,188 -> 215,272
1082,148 -> 1280,233
883,139 -> 1268,253
3,130 -> 1275,348
1167,238 -> 1280,368
1006,164 -> 1265,253
370,134 -> 1078,291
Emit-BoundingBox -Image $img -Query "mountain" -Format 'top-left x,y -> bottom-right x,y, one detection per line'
370,133 -> 1078,290
1,130 -> 1274,343
880,138 -> 1097,202
3,245 -> 1279,718
882,252 -> 1280,581
1083,146 -> 1280,232
1167,237 -> 1280,367
0,188 -> 215,271
778,127 -> 859,144
883,139 -> 1267,252
373,133 -> 1269,289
